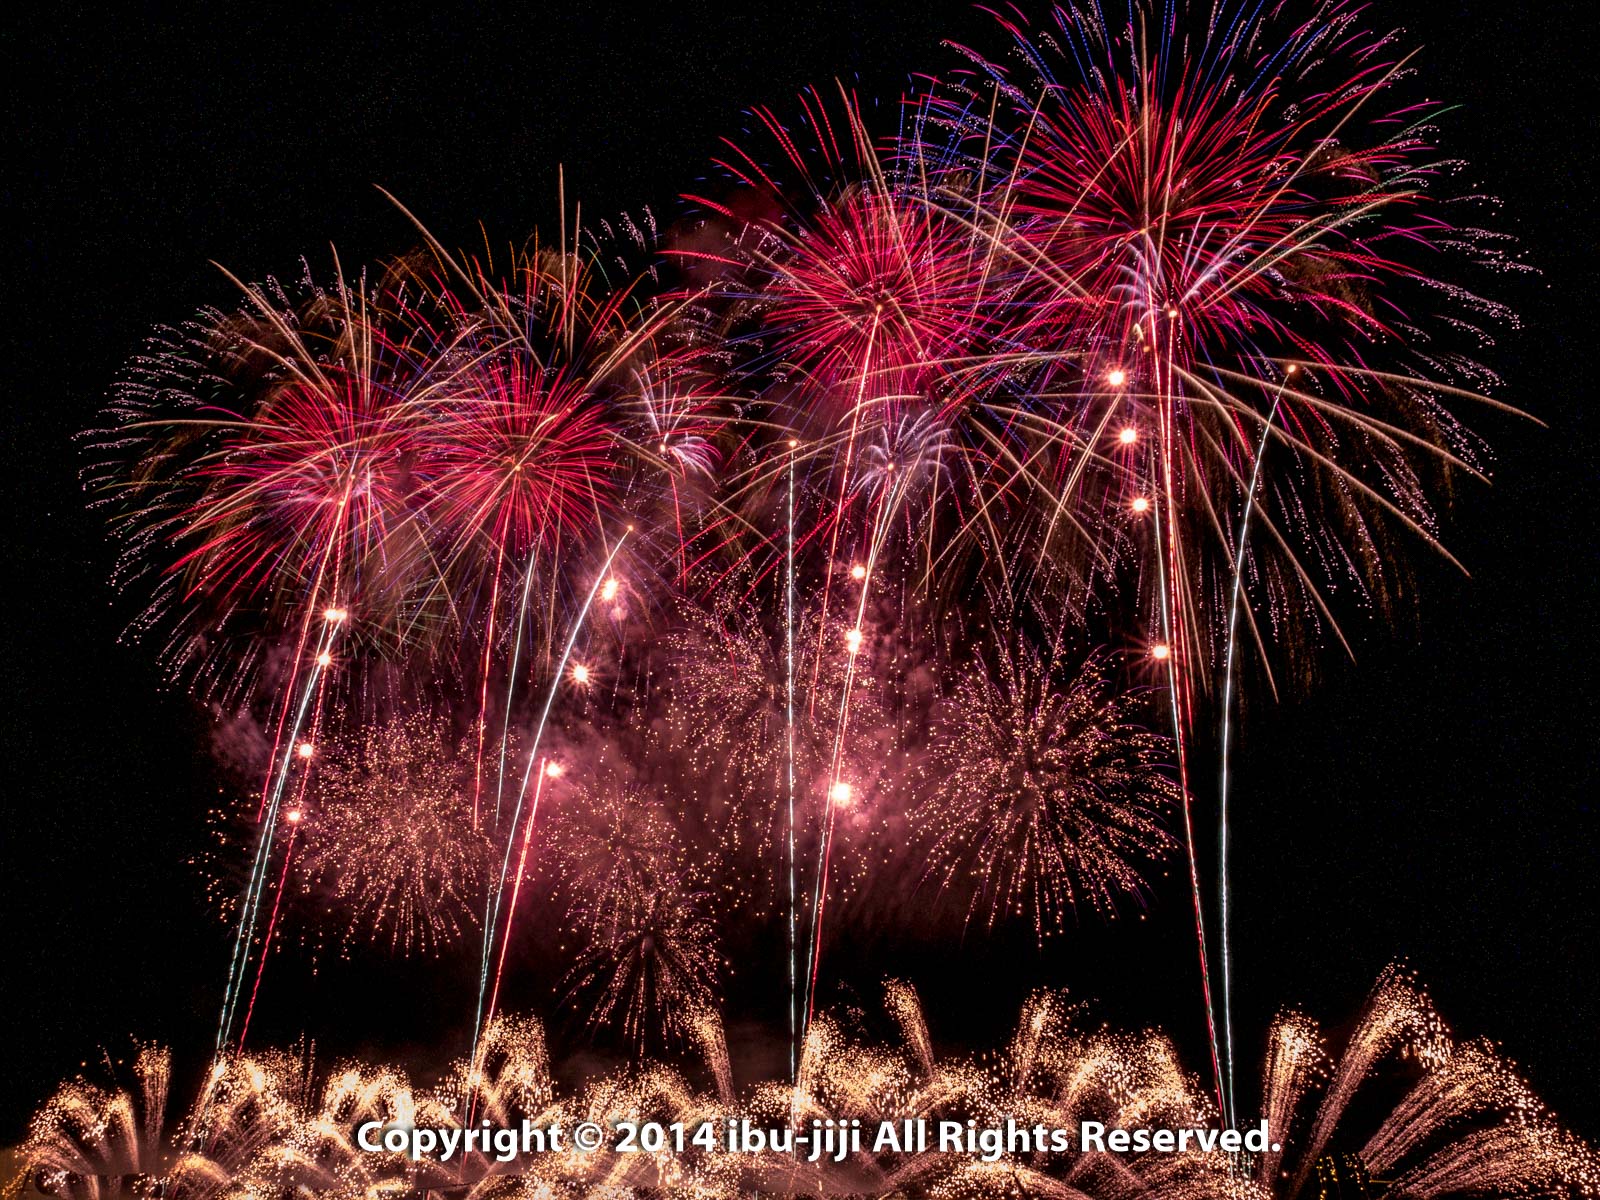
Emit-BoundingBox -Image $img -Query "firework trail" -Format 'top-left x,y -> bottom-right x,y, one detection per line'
470,533 -> 631,1068
235,801 -> 302,1054
1218,370 -> 1293,1121
216,607 -> 341,1053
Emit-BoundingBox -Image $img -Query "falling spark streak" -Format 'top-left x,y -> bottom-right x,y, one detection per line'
470,532 -> 630,1068
1148,419 -> 1226,1120
494,544 -> 545,829
785,444 -> 798,1082
216,616 -> 337,1054
473,757 -> 550,1123
1219,371 -> 1291,1126
235,808 -> 302,1054
803,463 -> 908,1045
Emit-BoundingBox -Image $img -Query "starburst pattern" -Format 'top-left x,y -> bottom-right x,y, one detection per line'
297,712 -> 494,955
915,646 -> 1178,937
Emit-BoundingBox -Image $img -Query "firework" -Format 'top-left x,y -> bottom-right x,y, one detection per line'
23,1045 -> 301,1200
85,266 -> 457,709
929,0 -> 1522,679
547,770 -> 694,938
420,344 -> 620,609
690,88 -> 1002,410
914,645 -> 1179,938
679,84 -> 1111,614
66,0 -> 1539,1150
896,0 -> 1527,1109
23,970 -> 1595,1199
562,878 -> 727,1053
297,712 -> 496,956
659,593 -> 899,866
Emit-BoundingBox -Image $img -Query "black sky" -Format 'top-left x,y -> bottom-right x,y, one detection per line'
4,0 -> 1597,1145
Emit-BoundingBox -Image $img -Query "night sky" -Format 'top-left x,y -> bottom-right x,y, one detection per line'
5,0 -> 1597,1146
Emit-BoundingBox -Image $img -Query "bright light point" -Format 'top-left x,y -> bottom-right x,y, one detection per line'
829,781 -> 853,805
1118,426 -> 1138,445
600,577 -> 620,601
572,664 -> 591,685
315,651 -> 332,668
323,606 -> 347,624
296,742 -> 315,759
1107,368 -> 1127,387
850,564 -> 867,580
1150,643 -> 1171,661
1287,364 -> 1298,375
845,628 -> 863,654
1167,307 -> 1179,318
285,808 -> 302,824
1131,496 -> 1151,514
788,438 -> 799,448
545,761 -> 564,779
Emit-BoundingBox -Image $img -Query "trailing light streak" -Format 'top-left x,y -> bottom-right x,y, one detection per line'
472,755 -> 552,1121
215,613 -> 339,1054
1218,370 -> 1292,1126
470,532 -> 631,1068
235,805 -> 302,1053
1147,458 -> 1227,1118
785,443 -> 798,1082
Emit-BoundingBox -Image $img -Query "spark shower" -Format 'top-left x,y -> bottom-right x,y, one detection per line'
21,1 -> 1590,1196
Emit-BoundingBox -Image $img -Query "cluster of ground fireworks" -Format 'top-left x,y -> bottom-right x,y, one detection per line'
30,0 -> 1580,1193
23,973 -> 1597,1197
